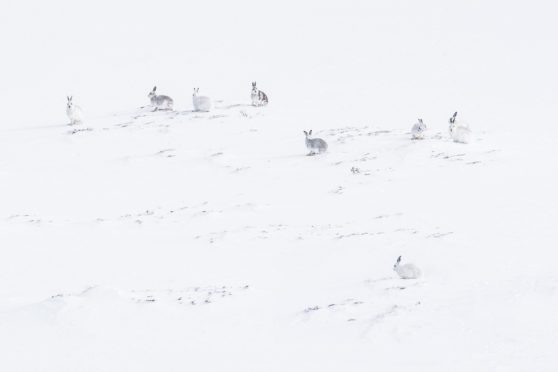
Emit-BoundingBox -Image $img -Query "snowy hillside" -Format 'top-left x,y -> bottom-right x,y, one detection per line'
1,1 -> 558,371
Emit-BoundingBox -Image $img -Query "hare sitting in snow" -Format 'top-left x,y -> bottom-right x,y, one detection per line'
148,86 -> 174,111
393,256 -> 421,279
448,112 -> 471,144
250,81 -> 268,106
66,96 -> 83,125
411,118 -> 427,139
192,88 -> 212,112
303,130 -> 328,155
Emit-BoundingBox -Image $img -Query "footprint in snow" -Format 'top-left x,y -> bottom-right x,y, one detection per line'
131,285 -> 249,306
67,127 -> 93,135
155,148 -> 176,158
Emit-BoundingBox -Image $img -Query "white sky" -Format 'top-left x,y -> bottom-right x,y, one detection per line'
1,0 -> 556,129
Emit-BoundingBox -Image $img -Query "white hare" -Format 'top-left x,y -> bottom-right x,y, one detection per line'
148,86 -> 174,110
192,88 -> 212,112
393,256 -> 421,279
411,118 -> 427,139
250,81 -> 268,106
303,130 -> 328,155
66,96 -> 83,125
448,112 -> 471,144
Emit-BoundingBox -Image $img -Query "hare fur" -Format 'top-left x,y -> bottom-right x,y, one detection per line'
304,130 -> 328,155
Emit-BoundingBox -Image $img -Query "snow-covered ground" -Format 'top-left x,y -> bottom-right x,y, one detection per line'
1,1 -> 557,371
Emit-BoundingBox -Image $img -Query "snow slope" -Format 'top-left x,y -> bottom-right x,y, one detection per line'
1,1 -> 558,371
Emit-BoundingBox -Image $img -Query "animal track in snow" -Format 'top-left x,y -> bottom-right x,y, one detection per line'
131,285 -> 250,306
328,126 -> 392,144
426,231 -> 454,239
6,214 -> 53,225
335,231 -> 385,240
155,148 -> 176,158
430,151 -> 467,160
67,127 -> 93,135
301,296 -> 418,326
96,202 -> 209,225
331,186 -> 345,194
301,277 -> 423,329
41,284 -> 250,309
394,227 -> 419,234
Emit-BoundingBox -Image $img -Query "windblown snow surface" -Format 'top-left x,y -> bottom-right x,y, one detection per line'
1,1 -> 558,371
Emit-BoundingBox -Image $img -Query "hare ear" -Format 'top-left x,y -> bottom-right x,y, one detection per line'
309,130 -> 312,135
397,256 -> 402,263
303,131 -> 307,135
153,86 -> 157,91
453,112 -> 458,118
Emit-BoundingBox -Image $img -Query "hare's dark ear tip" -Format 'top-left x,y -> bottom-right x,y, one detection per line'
397,255 -> 402,261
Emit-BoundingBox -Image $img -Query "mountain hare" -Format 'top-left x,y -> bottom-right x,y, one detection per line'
411,118 -> 427,139
448,112 -> 471,144
393,256 -> 421,279
148,86 -> 174,110
304,130 -> 328,155
192,88 -> 212,112
66,96 -> 83,125
251,81 -> 268,106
